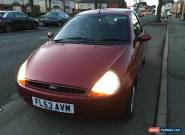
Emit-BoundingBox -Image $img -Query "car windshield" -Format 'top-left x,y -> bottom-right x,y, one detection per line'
45,12 -> 60,17
53,14 -> 129,45
0,12 -> 5,17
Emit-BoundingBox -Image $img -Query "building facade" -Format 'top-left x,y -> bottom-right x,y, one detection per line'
0,0 -> 40,16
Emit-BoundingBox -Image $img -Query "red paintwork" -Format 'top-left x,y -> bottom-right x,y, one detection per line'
27,42 -> 129,90
17,9 -> 149,118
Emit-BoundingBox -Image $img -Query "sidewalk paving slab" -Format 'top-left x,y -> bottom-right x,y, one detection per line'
167,18 -> 185,132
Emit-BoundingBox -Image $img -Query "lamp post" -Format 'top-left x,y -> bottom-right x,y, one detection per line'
181,0 -> 185,20
21,0 -> 25,13
77,0 -> 81,13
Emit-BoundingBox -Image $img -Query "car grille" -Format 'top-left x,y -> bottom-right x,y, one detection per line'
26,80 -> 86,94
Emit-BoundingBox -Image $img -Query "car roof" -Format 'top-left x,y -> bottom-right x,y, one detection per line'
0,11 -> 24,17
48,11 -> 67,14
78,8 -> 133,16
0,10 -> 22,13
0,11 -> 6,13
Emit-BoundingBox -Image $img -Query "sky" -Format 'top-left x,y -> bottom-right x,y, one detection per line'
126,0 -> 178,7
125,0 -> 158,7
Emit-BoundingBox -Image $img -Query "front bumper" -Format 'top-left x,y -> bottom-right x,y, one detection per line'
17,83 -> 130,118
41,20 -> 60,25
0,23 -> 3,30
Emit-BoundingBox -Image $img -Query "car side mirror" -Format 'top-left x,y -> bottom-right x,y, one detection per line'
139,34 -> 151,41
48,32 -> 54,39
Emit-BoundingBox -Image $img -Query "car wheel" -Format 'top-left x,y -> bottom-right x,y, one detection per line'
4,24 -> 13,33
44,24 -> 49,27
32,23 -> 38,29
124,82 -> 136,120
58,22 -> 62,27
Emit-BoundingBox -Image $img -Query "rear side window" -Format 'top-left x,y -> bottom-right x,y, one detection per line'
47,12 -> 59,17
0,12 -> 5,17
14,12 -> 27,18
6,12 -> 15,18
64,13 -> 69,18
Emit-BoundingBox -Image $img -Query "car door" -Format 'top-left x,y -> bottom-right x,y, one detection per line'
14,12 -> 29,29
131,12 -> 144,70
6,12 -> 18,28
19,12 -> 30,28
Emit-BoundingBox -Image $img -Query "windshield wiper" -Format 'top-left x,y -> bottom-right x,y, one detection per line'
53,37 -> 95,43
98,38 -> 128,42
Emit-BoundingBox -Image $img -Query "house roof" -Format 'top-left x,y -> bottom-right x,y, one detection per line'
78,8 -> 131,15
79,0 -> 107,3
79,0 -> 124,3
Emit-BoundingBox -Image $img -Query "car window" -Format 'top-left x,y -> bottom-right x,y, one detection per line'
6,12 -> 15,18
59,12 -> 68,18
0,12 -> 5,17
46,12 -> 59,17
59,13 -> 65,18
15,12 -> 27,18
63,13 -> 69,18
131,12 -> 143,37
54,14 -> 129,45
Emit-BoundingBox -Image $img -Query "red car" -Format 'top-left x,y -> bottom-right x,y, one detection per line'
17,9 -> 151,119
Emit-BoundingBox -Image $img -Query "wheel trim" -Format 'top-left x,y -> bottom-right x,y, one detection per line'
58,22 -> 62,26
32,23 -> 37,29
5,25 -> 12,32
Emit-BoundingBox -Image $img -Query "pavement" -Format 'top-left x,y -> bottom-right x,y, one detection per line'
155,17 -> 185,135
167,18 -> 185,131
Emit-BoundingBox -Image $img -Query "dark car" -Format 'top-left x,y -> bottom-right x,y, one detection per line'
41,11 -> 70,27
17,9 -> 151,120
0,11 -> 38,32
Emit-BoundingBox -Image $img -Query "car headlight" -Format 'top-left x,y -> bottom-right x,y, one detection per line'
89,70 -> 121,96
17,60 -> 27,85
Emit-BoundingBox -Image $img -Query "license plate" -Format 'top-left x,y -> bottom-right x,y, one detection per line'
32,97 -> 74,114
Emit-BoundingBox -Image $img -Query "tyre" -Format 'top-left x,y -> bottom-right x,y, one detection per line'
58,22 -> 62,27
124,82 -> 136,120
44,24 -> 49,27
4,24 -> 13,33
32,23 -> 38,29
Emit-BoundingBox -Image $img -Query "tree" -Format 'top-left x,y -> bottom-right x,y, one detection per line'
95,0 -> 101,9
45,0 -> 48,12
49,0 -> 51,11
62,0 -> 66,12
156,0 -> 163,22
29,0 -> 33,16
21,0 -> 25,13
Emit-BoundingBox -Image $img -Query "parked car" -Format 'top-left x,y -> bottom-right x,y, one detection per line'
137,10 -> 145,17
161,12 -> 168,22
167,10 -> 172,16
41,11 -> 70,27
0,11 -> 38,33
17,9 -> 151,119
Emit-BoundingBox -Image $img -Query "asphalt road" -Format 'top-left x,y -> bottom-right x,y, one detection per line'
0,16 -> 165,135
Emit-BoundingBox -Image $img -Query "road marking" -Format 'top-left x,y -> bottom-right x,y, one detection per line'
0,107 -> 2,112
